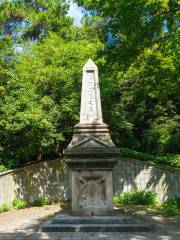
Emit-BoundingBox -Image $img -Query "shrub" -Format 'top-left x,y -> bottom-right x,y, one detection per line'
160,197 -> 180,215
0,203 -> 9,212
12,199 -> 27,209
32,199 -> 43,207
42,195 -> 51,206
0,165 -> 7,173
114,189 -> 157,206
32,195 -> 51,207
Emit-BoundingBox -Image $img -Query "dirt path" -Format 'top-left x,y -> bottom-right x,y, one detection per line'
0,204 -> 60,233
115,205 -> 180,240
0,204 -> 179,239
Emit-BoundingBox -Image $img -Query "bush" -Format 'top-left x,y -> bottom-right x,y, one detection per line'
0,203 -> 9,212
12,199 -> 27,209
32,199 -> 43,207
114,189 -> 157,206
0,165 -> 7,173
42,195 -> 51,206
160,197 -> 180,215
32,195 -> 51,207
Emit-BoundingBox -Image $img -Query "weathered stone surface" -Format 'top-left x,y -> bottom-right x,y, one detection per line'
0,159 -> 70,206
72,170 -> 113,215
65,59 -> 119,215
0,157 -> 180,206
39,213 -> 153,232
80,59 -> 103,124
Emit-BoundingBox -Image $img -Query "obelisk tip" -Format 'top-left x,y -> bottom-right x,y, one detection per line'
83,59 -> 97,70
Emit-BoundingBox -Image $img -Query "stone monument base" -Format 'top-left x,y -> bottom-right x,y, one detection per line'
72,170 -> 113,215
65,124 -> 119,216
39,212 -> 153,232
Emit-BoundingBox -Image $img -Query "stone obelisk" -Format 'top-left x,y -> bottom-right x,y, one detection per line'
80,59 -> 103,124
65,59 -> 119,215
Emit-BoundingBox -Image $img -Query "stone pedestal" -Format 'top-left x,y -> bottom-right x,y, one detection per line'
65,123 -> 119,215
72,170 -> 113,215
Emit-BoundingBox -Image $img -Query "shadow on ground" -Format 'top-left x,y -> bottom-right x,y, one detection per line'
1,205 -> 180,239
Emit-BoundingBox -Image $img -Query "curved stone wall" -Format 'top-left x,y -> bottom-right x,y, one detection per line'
113,157 -> 180,201
0,157 -> 180,205
0,159 -> 70,206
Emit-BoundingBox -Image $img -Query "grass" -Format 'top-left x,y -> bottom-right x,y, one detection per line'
114,190 -> 180,216
158,197 -> 180,215
114,189 -> 157,206
0,195 -> 53,214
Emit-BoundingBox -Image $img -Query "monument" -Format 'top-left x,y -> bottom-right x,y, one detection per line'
40,59 -> 152,232
65,59 -> 119,215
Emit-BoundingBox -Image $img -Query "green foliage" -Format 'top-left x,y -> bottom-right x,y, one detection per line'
0,0 -> 72,41
142,117 -> 180,154
77,0 -> 180,157
77,0 -> 179,66
42,195 -> 51,206
160,197 -> 180,215
0,0 -> 179,170
114,189 -> 158,206
108,40 -> 180,154
12,199 -> 28,209
32,199 -> 43,207
32,195 -> 51,207
0,31 -> 102,169
120,148 -> 180,168
0,203 -> 9,212
0,165 -> 7,173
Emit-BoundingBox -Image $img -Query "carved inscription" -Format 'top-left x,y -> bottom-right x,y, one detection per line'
78,175 -> 106,209
86,70 -> 97,120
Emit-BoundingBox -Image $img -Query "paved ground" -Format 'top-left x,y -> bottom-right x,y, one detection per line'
0,204 -> 179,240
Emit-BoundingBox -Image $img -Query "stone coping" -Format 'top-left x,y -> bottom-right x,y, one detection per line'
119,156 -> 180,173
0,158 -> 62,177
0,156 -> 180,178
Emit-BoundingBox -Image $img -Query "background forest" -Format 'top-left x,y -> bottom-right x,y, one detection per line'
0,0 -> 179,171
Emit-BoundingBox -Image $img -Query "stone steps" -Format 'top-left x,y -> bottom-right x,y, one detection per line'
39,214 -> 153,233
51,216 -> 135,224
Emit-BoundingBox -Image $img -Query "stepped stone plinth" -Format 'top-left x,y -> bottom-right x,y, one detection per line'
39,213 -> 153,232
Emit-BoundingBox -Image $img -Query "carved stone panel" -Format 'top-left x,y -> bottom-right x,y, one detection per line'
72,170 -> 113,215
79,175 -> 106,209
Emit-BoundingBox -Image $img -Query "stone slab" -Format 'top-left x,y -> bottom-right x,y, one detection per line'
52,217 -> 135,224
39,223 -> 153,232
72,170 -> 113,215
39,214 -> 153,233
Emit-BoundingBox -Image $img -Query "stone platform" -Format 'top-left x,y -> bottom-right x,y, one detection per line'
39,213 -> 153,233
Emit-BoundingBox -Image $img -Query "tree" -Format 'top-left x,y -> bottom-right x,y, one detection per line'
0,32 -> 102,168
0,0 -> 179,171
0,0 -> 72,41
113,39 -> 180,154
76,0 -> 179,67
76,0 -> 180,154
